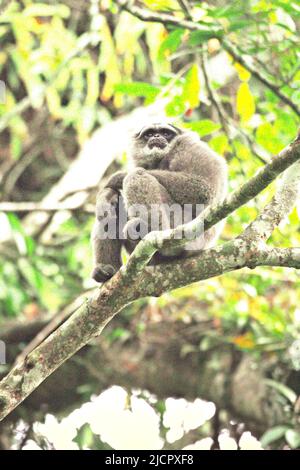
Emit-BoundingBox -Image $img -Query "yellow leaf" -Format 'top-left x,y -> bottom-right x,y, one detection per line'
146,23 -> 170,75
99,17 -> 122,105
46,87 -> 62,119
236,82 -> 255,122
143,0 -> 178,10
183,64 -> 200,109
234,63 -> 251,82
232,333 -> 255,349
86,68 -> 99,107
268,11 -> 277,23
115,12 -> 145,77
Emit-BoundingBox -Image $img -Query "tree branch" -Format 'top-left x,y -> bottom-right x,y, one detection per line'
117,0 -> 222,36
241,160 -> 300,242
118,0 -> 300,117
200,52 -> 269,164
0,201 -> 94,214
0,135 -> 300,421
123,138 -> 300,270
222,40 -> 300,117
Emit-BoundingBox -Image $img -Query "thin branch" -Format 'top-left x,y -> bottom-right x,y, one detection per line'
222,40 -> 300,117
118,0 -> 300,117
0,201 -> 94,214
117,0 -> 222,36
177,0 -> 193,20
200,51 -> 269,164
200,52 -> 231,135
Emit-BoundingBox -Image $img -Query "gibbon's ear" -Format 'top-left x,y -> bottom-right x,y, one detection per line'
133,126 -> 148,139
168,124 -> 183,134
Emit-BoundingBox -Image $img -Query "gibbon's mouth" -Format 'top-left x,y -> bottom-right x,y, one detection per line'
148,136 -> 168,149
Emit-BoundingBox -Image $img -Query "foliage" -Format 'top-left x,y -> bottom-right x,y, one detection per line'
0,0 -> 300,450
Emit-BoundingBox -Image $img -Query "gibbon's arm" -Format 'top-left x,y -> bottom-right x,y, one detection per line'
148,169 -> 212,206
104,171 -> 127,191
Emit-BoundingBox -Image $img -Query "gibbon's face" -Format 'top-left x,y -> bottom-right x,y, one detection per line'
132,123 -> 181,168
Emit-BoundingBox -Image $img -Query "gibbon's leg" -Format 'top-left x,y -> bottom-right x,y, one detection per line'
122,168 -> 175,240
91,188 -> 125,283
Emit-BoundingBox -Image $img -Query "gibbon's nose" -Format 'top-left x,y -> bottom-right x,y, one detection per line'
154,133 -> 160,138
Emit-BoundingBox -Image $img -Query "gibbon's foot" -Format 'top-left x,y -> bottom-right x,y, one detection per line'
91,263 -> 117,283
123,217 -> 148,241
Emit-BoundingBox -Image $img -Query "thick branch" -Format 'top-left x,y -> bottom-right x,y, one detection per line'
132,244 -> 300,298
1,316 -> 293,429
124,138 -> 300,270
0,136 -> 299,421
241,160 -> 300,242
0,240 -> 299,421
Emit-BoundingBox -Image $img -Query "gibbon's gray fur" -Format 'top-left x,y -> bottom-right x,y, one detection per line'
91,123 -> 228,283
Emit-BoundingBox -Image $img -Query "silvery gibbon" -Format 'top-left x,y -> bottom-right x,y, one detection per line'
91,123 -> 228,282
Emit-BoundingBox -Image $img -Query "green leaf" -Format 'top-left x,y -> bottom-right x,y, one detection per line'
115,82 -> 160,101
229,20 -> 251,31
165,95 -> 185,116
184,119 -> 221,137
10,134 -> 22,159
189,30 -> 219,45
209,3 -> 244,18
5,213 -> 35,256
18,258 -> 43,292
285,429 -> 300,449
209,134 -> 230,155
260,426 -> 289,447
158,29 -> 184,60
265,379 -> 297,404
256,122 -> 283,154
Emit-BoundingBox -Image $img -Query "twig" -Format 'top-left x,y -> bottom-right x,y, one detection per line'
118,0 -> 300,117
200,51 -> 268,164
117,0 -> 222,36
0,201 -> 94,213
178,0 -> 193,20
222,40 -> 300,117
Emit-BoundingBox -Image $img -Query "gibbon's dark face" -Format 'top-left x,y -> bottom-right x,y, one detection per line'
132,123 -> 182,168
139,124 -> 178,149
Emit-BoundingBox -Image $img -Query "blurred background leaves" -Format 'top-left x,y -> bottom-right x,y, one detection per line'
0,0 -> 300,450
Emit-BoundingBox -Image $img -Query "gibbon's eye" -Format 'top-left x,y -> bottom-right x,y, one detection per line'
162,129 -> 175,139
143,131 -> 153,139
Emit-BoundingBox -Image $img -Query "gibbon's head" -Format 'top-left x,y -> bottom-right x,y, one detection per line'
130,123 -> 183,169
